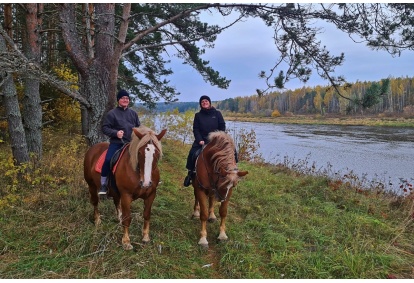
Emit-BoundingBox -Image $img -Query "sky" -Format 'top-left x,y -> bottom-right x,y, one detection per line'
164,8 -> 414,103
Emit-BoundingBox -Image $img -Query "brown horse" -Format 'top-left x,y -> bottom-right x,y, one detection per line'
83,126 -> 167,250
191,131 -> 248,248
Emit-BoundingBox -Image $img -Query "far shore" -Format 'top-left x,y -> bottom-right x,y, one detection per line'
224,114 -> 414,127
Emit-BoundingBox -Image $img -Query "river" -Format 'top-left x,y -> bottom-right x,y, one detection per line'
227,121 -> 414,195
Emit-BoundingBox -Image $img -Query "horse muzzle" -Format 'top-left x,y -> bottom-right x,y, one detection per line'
140,180 -> 153,189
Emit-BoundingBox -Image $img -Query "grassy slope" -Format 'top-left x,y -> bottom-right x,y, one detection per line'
0,130 -> 413,279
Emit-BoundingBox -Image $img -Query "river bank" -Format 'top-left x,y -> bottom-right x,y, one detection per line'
224,114 -> 414,127
226,120 -> 414,196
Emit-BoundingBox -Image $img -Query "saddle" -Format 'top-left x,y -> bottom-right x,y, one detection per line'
95,144 -> 130,174
191,147 -> 202,170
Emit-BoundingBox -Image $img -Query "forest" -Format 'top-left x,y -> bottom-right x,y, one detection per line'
216,77 -> 414,117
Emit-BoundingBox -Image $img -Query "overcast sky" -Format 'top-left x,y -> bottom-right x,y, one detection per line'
164,9 -> 414,103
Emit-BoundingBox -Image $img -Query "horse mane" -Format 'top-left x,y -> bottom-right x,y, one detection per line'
207,131 -> 236,172
129,126 -> 163,170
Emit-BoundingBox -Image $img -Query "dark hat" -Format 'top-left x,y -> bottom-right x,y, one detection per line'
199,95 -> 211,107
117,89 -> 130,101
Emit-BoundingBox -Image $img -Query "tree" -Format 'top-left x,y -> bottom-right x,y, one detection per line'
0,34 -> 29,165
21,3 -> 43,161
361,80 -> 390,111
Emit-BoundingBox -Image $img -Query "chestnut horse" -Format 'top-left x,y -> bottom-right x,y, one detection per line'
83,126 -> 167,250
191,131 -> 248,248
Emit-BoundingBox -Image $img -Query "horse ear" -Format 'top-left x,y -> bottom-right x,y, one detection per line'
156,129 -> 167,141
237,171 -> 248,177
133,128 -> 144,139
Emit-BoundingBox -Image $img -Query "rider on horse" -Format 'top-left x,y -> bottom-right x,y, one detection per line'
183,95 -> 226,187
99,89 -> 141,195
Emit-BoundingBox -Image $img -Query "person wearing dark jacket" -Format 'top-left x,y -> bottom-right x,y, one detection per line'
183,95 -> 226,187
99,89 -> 141,195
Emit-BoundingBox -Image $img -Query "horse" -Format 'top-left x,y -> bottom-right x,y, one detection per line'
191,131 -> 248,248
83,126 -> 167,250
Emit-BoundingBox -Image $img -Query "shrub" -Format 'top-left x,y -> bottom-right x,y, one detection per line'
271,109 -> 281,117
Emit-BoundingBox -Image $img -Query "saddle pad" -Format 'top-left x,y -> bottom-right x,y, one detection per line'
94,145 -> 129,174
95,149 -> 108,173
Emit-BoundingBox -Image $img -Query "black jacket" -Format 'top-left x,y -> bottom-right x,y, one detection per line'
192,107 -> 225,146
102,106 -> 140,144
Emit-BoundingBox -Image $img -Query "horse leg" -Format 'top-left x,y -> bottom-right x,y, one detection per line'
192,192 -> 200,219
93,205 -> 101,226
113,195 -> 122,222
142,192 -> 156,244
208,195 -> 217,222
217,200 -> 229,241
196,190 -> 209,248
120,194 -> 133,250
89,185 -> 101,225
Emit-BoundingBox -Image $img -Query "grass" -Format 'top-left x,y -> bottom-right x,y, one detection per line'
0,127 -> 413,279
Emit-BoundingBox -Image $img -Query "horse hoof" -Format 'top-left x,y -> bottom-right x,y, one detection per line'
94,217 -> 101,226
199,243 -> 209,249
198,238 -> 209,249
208,217 -> 217,223
123,243 -> 133,250
218,233 -> 228,241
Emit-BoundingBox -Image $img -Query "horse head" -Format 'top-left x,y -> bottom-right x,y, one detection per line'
131,127 -> 167,189
216,166 -> 249,200
197,131 -> 249,201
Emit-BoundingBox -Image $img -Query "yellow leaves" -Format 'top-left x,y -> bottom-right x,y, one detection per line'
53,64 -> 79,91
271,109 -> 281,117
53,96 -> 81,124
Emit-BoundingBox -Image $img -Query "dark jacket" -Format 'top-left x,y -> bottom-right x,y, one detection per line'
192,106 -> 225,146
102,106 -> 140,144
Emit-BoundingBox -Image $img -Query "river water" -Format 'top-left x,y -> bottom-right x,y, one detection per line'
227,121 -> 414,195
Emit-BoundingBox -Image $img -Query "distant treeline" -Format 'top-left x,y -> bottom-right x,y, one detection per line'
215,76 -> 414,117
135,101 -> 200,113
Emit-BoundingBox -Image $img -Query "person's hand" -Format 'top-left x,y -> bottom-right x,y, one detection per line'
199,140 -> 205,146
117,130 -> 124,139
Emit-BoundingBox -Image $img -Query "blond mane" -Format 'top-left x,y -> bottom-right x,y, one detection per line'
129,126 -> 163,169
207,131 -> 236,173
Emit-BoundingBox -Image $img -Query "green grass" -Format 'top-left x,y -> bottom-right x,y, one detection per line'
0,128 -> 413,279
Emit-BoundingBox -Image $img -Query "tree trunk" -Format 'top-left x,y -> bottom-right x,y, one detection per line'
59,4 -> 125,146
81,66 -> 112,145
22,3 -> 43,161
0,35 -> 29,165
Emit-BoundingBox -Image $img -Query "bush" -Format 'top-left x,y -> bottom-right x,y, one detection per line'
271,109 -> 281,117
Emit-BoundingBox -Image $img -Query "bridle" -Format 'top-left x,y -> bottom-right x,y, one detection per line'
195,145 -> 237,202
